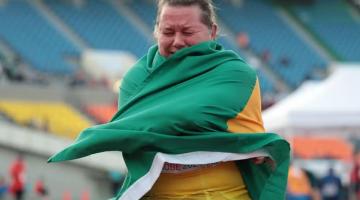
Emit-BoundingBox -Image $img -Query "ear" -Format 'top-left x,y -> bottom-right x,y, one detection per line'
210,24 -> 218,40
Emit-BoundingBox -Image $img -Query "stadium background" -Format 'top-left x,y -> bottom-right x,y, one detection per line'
0,0 -> 359,199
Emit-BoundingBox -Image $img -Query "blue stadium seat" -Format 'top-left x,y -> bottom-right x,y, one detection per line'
126,0 -> 157,28
46,0 -> 152,58
0,0 -> 80,74
215,0 -> 328,88
217,36 -> 276,94
290,0 -> 360,61
256,68 -> 276,95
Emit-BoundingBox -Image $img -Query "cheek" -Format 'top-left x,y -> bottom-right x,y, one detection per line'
158,37 -> 172,55
186,35 -> 210,46
159,38 -> 171,48
185,38 -> 199,46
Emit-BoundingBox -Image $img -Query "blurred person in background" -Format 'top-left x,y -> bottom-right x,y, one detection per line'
80,190 -> 90,200
318,167 -> 342,200
48,0 -> 290,199
287,164 -> 317,200
34,177 -> 49,200
9,154 -> 26,200
108,170 -> 124,196
0,175 -> 8,200
237,31 -> 250,49
351,152 -> 360,199
303,168 -> 321,200
260,49 -> 271,64
62,191 -> 72,200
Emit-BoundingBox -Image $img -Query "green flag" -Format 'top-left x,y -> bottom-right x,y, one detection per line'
49,41 -> 290,200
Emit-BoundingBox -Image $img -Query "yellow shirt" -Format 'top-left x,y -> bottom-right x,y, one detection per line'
145,80 -> 264,200
145,162 -> 251,200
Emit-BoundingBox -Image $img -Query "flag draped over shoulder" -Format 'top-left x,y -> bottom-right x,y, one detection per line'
48,41 -> 290,200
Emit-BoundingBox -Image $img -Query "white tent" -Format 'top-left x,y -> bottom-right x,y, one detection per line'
263,63 -> 360,136
81,49 -> 137,83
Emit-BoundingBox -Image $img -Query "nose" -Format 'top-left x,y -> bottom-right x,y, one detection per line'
172,33 -> 186,49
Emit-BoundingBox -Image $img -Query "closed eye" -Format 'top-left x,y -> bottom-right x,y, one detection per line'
183,32 -> 194,36
163,32 -> 174,36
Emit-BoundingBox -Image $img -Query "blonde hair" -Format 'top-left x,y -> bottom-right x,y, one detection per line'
154,0 -> 217,31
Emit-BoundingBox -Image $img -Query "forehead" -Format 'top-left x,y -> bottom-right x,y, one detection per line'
159,5 -> 204,28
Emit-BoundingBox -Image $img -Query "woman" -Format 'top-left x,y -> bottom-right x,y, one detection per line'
144,0 -> 263,199
49,1 -> 290,199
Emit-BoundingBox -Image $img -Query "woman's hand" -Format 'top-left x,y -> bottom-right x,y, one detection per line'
251,157 -> 275,170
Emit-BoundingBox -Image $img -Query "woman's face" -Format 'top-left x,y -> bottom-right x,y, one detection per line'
155,5 -> 217,57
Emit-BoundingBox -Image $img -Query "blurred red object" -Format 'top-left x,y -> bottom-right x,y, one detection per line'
9,155 -> 25,197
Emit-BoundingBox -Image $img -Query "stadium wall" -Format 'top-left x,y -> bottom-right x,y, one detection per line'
0,144 -> 112,200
